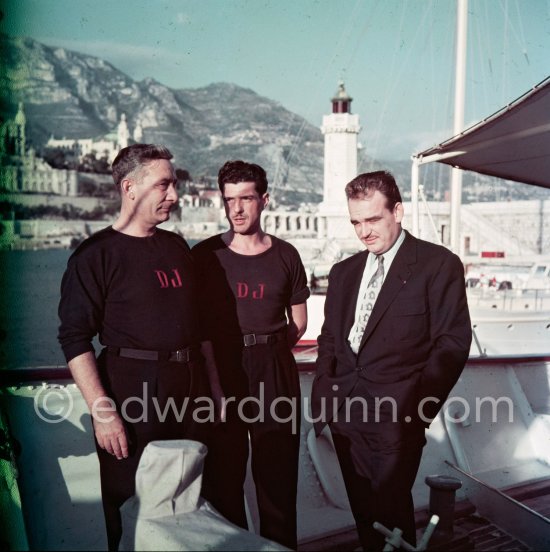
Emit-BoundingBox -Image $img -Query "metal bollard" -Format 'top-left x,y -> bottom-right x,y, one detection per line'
425,475 -> 462,543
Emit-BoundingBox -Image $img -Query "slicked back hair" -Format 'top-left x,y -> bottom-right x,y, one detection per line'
111,144 -> 173,191
345,170 -> 402,211
218,160 -> 268,196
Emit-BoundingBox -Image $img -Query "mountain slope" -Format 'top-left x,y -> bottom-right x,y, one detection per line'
0,34 -> 324,203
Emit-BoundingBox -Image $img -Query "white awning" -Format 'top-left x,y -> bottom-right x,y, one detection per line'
414,76 -> 550,189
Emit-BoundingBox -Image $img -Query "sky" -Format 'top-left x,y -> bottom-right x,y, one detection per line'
1,0 -> 549,162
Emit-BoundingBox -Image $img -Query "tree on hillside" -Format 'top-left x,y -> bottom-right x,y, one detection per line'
175,168 -> 192,192
43,148 -> 73,169
79,177 -> 97,196
176,168 -> 191,182
78,153 -> 110,174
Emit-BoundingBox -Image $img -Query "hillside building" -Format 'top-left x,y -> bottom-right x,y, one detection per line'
46,112 -> 139,162
1,103 -> 78,196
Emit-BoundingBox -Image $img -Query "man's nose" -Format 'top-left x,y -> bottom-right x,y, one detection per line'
233,199 -> 244,212
359,222 -> 373,238
166,183 -> 178,202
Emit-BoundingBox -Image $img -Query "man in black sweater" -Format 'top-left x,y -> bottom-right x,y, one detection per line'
58,144 -> 215,550
193,160 -> 309,549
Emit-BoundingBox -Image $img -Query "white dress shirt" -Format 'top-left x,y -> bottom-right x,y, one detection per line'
348,229 -> 406,349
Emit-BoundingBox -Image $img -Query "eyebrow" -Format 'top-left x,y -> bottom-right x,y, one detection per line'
223,193 -> 257,199
350,215 -> 382,224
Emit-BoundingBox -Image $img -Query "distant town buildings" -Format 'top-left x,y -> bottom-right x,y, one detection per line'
180,189 -> 222,210
1,103 -> 78,196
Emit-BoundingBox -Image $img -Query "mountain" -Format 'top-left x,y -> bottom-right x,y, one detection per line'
0,34 -> 324,205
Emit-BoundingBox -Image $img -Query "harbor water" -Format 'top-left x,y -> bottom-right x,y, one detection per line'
1,249 -> 72,369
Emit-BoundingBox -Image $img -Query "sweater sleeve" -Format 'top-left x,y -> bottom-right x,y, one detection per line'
57,250 -> 106,363
286,242 -> 310,305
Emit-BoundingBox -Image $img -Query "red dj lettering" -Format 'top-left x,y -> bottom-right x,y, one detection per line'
237,282 -> 249,298
252,283 -> 265,299
155,270 -> 169,288
155,268 -> 183,289
170,268 -> 182,288
236,282 -> 265,299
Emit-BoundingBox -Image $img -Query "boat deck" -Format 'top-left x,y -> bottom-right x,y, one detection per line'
300,478 -> 550,551
423,478 -> 550,551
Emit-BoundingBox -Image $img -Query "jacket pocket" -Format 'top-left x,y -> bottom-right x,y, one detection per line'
392,297 -> 427,316
391,298 -> 428,340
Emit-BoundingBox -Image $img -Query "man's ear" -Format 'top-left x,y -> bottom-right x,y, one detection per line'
262,193 -> 270,208
394,202 -> 404,223
121,178 -> 134,199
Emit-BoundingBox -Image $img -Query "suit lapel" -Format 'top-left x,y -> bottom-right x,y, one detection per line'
359,232 -> 417,351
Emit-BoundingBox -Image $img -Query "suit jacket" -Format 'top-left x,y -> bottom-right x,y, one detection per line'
311,230 -> 472,435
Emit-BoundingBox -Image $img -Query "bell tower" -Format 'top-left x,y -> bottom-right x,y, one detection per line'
14,102 -> 27,157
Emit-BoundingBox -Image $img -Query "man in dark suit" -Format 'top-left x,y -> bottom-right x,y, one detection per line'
311,171 -> 472,551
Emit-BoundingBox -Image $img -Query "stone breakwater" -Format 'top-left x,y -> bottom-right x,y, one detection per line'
0,219 -> 223,250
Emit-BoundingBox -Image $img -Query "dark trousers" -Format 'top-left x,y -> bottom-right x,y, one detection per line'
202,338 -> 300,549
329,379 -> 426,552
96,350 -> 208,551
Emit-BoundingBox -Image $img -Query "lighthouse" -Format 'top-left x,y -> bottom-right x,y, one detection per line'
317,82 -> 360,240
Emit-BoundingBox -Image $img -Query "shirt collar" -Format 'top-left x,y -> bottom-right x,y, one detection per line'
366,228 -> 406,273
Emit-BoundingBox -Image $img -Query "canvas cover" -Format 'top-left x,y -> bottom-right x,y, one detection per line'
416,77 -> 550,189
119,440 -> 288,551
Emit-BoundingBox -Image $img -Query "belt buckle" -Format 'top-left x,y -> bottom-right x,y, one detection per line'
175,348 -> 190,362
243,334 -> 257,347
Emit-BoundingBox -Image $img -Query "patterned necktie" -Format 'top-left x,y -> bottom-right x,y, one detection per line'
348,255 -> 385,354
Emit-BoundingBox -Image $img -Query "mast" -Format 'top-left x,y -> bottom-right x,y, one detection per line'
450,0 -> 468,253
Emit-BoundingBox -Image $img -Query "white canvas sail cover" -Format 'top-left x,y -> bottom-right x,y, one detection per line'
415,77 -> 550,189
119,440 -> 288,551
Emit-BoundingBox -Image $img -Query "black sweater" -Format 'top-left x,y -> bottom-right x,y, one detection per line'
58,227 -> 199,362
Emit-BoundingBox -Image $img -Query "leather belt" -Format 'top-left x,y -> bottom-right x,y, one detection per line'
242,332 -> 282,347
107,346 -> 197,363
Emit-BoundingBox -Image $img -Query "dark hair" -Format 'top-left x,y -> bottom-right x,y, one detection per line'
217,160 -> 268,195
345,170 -> 402,211
111,144 -> 173,189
